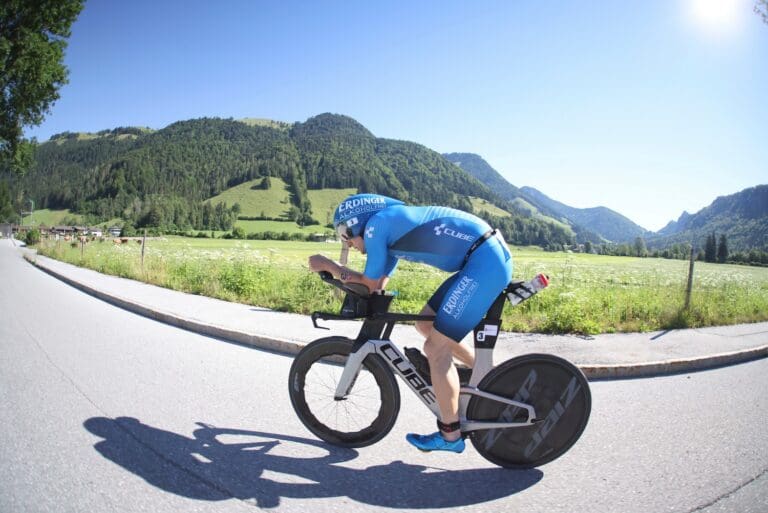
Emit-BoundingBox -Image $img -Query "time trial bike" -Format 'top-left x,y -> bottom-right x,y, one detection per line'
288,271 -> 591,468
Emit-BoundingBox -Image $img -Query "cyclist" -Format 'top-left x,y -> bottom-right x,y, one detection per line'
308,193 -> 514,454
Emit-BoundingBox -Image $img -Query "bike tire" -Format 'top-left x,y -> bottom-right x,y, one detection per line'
466,353 -> 591,468
288,336 -> 401,448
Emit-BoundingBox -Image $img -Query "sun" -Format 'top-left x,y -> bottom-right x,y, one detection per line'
686,0 -> 748,36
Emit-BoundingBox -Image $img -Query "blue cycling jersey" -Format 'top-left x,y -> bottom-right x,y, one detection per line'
362,205 -> 494,279
361,205 -> 514,342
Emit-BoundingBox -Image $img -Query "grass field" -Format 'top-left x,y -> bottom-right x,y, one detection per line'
207,177 -> 355,228
470,197 -> 512,218
237,118 -> 291,131
234,219 -> 332,235
208,177 -> 293,219
307,187 -> 358,226
25,209 -> 124,230
25,209 -> 84,226
35,237 -> 768,334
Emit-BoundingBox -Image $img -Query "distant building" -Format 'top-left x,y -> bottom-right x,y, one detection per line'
53,226 -> 76,235
108,226 -> 121,237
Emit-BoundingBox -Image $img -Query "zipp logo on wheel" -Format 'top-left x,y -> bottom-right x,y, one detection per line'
523,376 -> 582,458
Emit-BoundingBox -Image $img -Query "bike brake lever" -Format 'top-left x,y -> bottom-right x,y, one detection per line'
311,312 -> 330,330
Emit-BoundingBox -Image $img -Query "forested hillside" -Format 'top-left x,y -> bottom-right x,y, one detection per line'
3,114 -> 575,247
520,186 -> 650,243
647,185 -> 768,252
445,152 -> 768,254
445,152 -> 605,244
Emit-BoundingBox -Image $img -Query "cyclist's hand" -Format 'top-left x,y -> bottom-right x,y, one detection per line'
308,254 -> 333,273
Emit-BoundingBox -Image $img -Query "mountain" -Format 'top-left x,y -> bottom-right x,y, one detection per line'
7,118 -> 764,252
444,152 -> 644,244
445,151 -> 767,252
657,211 -> 693,237
292,115 -> 495,209
647,185 -> 768,252
5,114 -> 575,247
520,186 -> 650,243
443,153 -> 521,199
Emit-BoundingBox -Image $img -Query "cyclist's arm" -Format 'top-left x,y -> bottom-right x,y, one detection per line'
308,254 -> 387,292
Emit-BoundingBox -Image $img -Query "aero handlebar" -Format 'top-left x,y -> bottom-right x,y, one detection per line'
311,271 -> 435,330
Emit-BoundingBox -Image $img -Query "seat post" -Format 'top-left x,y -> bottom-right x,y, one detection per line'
465,291 -> 507,387
472,291 -> 507,351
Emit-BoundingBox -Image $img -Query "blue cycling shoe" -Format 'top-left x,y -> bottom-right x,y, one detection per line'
406,432 -> 465,453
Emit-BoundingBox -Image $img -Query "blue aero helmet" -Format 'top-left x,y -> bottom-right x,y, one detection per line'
333,193 -> 404,240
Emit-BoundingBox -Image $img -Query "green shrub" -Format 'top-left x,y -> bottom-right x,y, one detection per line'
25,229 -> 41,245
232,226 -> 246,239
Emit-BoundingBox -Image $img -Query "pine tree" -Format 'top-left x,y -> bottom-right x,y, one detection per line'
717,234 -> 728,264
634,237 -> 648,257
704,232 -> 717,263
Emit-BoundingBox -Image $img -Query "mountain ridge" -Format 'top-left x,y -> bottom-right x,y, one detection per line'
5,114 -> 575,247
7,116 -> 765,252
519,185 -> 650,243
444,152 -> 766,251
444,152 -> 645,244
646,185 -> 768,251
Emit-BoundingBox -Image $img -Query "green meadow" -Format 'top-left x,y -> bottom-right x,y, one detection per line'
207,176 -> 356,228
470,198 -> 512,218
35,237 -> 768,334
208,177 -> 293,219
22,208 -> 84,226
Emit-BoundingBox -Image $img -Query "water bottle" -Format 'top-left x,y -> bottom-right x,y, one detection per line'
506,273 -> 549,305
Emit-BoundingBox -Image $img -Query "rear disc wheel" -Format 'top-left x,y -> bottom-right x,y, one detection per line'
466,353 -> 591,468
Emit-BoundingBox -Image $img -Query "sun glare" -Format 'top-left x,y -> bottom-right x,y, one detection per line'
686,0 -> 748,37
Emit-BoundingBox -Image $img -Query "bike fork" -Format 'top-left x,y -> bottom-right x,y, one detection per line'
333,344 -> 376,400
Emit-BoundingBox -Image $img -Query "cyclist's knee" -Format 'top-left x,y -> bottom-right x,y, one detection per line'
416,321 -> 432,338
423,330 -> 457,362
416,305 -> 435,338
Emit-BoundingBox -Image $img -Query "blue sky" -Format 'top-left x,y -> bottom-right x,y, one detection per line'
25,0 -> 768,231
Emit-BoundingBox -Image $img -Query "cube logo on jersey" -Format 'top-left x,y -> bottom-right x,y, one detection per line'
433,223 -> 475,242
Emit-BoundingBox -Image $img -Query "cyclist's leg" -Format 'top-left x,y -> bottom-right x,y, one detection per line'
413,272 -> 501,445
406,324 -> 466,453
428,239 -> 513,419
422,327 -> 462,441
406,240 -> 512,452
418,304 -> 474,367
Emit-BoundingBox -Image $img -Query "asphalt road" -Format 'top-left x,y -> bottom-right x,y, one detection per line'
1,242 -> 766,513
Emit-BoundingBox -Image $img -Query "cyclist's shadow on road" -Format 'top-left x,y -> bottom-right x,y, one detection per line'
84,416 -> 542,509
